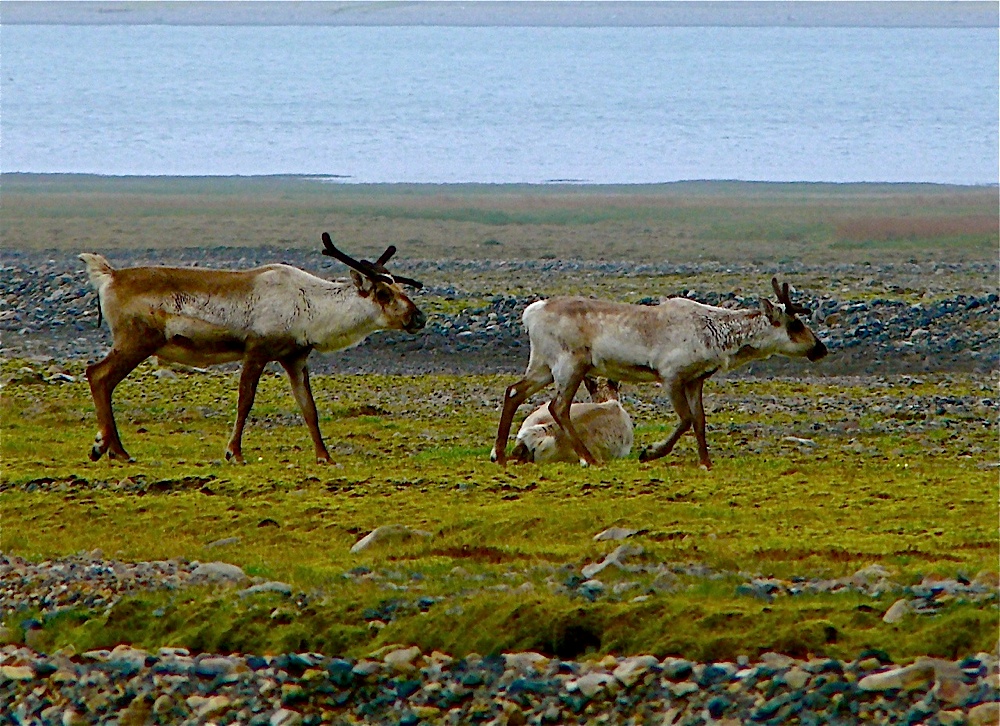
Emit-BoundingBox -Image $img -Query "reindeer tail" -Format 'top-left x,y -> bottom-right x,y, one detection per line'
78,253 -> 114,328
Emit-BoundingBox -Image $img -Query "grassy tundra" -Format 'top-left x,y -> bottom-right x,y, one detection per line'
1,175 -> 997,662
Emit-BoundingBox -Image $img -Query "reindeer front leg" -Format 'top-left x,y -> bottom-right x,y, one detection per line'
686,377 -> 712,470
279,350 -> 332,464
226,356 -> 267,464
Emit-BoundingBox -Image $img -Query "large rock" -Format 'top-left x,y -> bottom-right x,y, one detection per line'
189,561 -> 247,585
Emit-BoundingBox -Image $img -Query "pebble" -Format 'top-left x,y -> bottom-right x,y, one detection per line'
350,524 -> 434,553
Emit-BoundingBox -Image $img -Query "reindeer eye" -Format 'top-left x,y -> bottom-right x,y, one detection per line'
788,319 -> 805,334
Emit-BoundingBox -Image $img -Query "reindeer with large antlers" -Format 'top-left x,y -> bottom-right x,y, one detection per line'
492,278 -> 827,469
79,233 -> 425,463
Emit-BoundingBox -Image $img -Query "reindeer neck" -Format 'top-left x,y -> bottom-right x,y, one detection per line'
704,308 -> 779,370
308,280 -> 385,351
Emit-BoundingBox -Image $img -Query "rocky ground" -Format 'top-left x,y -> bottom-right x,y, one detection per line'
3,246 -> 997,724
2,550 -> 999,725
1,249 -> 997,376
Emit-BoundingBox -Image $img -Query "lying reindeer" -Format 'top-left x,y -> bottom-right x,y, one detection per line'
80,233 -> 425,463
492,279 -> 827,469
510,378 -> 633,464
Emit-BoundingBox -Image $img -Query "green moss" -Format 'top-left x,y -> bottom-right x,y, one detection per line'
1,363 -> 996,660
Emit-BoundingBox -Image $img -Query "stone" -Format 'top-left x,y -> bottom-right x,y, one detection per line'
384,646 -> 422,672
352,659 -> 381,676
968,701 -> 1000,726
881,598 -> 910,624
1,665 -> 34,681
931,659 -> 972,705
152,694 -> 175,715
270,708 -> 304,726
503,652 -> 549,673
571,672 -> 613,697
613,655 -> 660,687
189,561 -> 247,585
205,536 -> 241,548
781,666 -> 810,690
195,656 -> 236,677
593,527 -> 639,541
350,525 -> 433,553
581,543 -> 643,578
238,581 -> 293,598
858,660 -> 935,692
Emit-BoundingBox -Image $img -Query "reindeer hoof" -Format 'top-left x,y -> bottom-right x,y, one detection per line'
108,449 -> 134,463
638,447 -> 652,462
225,450 -> 245,465
89,445 -> 105,462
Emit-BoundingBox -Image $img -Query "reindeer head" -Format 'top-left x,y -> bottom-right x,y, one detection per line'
584,377 -> 621,403
321,233 -> 426,333
760,278 -> 827,362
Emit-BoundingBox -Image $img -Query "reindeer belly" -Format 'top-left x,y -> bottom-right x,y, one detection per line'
591,359 -> 661,383
157,316 -> 247,367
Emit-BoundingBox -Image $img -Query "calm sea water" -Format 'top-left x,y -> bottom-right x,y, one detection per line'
2,25 -> 997,184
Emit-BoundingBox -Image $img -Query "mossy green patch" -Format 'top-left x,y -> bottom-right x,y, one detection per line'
1,360 -> 996,661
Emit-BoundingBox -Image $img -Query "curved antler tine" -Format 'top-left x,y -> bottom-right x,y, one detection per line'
771,277 -> 783,301
771,276 -> 812,316
376,245 -> 397,266
391,274 -> 423,290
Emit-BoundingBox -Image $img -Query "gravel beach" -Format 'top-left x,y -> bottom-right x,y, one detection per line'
1,248 -> 997,376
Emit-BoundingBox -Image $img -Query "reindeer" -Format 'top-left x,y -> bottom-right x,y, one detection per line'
79,233 -> 425,464
510,378 -> 633,464
492,279 -> 827,469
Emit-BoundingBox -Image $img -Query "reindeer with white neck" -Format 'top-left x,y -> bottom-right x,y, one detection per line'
492,279 -> 827,469
80,233 -> 425,464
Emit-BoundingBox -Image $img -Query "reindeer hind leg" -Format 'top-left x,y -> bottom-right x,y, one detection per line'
548,362 -> 597,466
86,341 -> 161,462
639,382 -> 693,462
492,368 -> 553,465
225,356 -> 268,464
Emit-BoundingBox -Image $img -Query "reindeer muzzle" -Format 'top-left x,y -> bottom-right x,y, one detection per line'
807,340 -> 828,362
405,309 -> 427,333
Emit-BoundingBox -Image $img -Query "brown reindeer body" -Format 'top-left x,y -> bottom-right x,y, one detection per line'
80,235 -> 424,464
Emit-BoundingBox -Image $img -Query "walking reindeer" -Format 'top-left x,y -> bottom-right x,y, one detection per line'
492,279 -> 827,469
80,233 -> 425,463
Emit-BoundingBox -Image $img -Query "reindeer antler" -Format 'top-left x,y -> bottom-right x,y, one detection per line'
771,277 -> 812,316
321,233 -> 394,285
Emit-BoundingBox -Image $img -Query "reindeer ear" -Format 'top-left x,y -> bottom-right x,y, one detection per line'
351,270 -> 373,296
760,298 -> 782,326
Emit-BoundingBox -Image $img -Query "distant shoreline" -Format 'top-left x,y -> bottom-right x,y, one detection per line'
3,1 -> 996,28
3,172 -> 995,193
